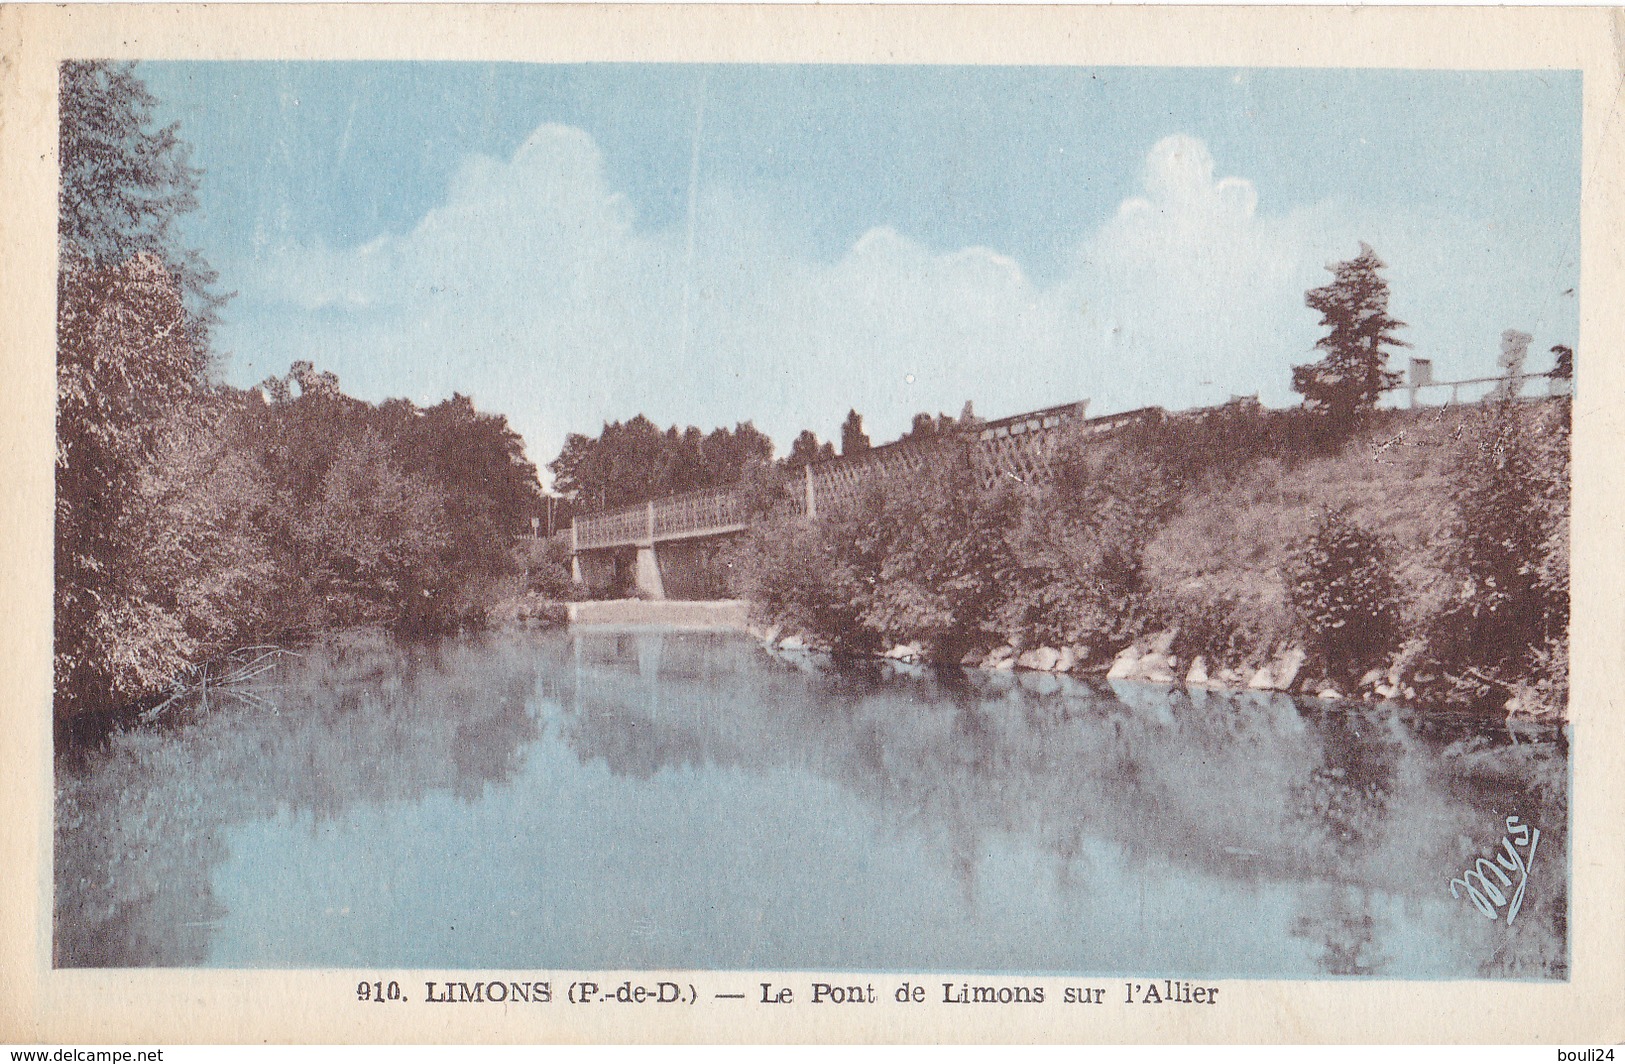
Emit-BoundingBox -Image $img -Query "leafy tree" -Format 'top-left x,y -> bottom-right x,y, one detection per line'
394,394 -> 539,540
703,421 -> 775,482
548,432 -> 603,507
864,457 -> 1024,659
785,429 -> 835,468
59,60 -> 228,351
840,409 -> 871,455
727,496 -> 885,655
301,432 -> 450,628
665,426 -> 708,493
388,392 -> 541,621
904,412 -> 940,441
1291,243 -> 1408,429
54,60 -> 231,719
998,428 -> 1176,653
901,405 -> 979,443
55,254 -> 207,711
1427,400 -> 1569,696
548,415 -> 664,510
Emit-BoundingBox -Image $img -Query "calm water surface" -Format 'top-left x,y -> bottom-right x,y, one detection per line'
56,628 -> 1568,976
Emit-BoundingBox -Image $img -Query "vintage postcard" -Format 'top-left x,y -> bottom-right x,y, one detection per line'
1,3 -> 1622,1046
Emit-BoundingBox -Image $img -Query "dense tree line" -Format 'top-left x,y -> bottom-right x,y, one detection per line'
54,62 -> 541,724
784,430 -> 836,469
548,408 -> 886,509
548,416 -> 775,512
901,401 -> 981,442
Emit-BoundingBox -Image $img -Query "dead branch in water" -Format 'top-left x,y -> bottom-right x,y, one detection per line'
140,644 -> 302,721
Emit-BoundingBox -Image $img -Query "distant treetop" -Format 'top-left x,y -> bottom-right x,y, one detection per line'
549,417 -> 775,511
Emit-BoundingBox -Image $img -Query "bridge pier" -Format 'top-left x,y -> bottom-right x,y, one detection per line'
634,544 -> 666,600
570,522 -> 584,586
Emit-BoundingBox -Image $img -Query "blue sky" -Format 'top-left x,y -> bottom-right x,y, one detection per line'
143,62 -> 1580,474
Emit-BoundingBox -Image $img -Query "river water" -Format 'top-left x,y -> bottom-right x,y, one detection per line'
55,628 -> 1568,977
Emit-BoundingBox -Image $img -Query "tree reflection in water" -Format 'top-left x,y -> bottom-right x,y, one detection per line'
56,628 -> 1566,975
557,631 -> 1567,978
55,631 -> 542,967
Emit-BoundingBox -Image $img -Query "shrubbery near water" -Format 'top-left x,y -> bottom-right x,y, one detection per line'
1287,508 -> 1402,682
731,398 -> 1570,717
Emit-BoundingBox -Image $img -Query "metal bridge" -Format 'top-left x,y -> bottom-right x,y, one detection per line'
566,358 -> 1573,598
568,400 -> 1163,597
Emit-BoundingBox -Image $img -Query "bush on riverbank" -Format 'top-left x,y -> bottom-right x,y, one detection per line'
727,452 -> 1027,660
1286,508 -> 1402,683
730,398 -> 1570,716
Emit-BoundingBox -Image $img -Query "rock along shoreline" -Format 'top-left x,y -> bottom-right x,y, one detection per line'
747,622 -> 1509,713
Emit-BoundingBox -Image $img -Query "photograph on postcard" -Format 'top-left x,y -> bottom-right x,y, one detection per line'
49,58 -> 1575,982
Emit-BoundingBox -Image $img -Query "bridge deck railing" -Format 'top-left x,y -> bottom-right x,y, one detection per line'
571,398 -> 1153,552
574,505 -> 649,551
653,485 -> 748,540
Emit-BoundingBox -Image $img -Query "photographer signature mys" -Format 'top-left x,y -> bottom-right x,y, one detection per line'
1450,815 -> 1540,924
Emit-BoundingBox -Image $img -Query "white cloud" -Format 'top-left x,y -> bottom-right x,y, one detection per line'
223,129 -> 1576,480
1064,133 -> 1328,412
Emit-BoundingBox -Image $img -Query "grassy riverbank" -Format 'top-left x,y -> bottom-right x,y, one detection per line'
728,397 -> 1570,719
